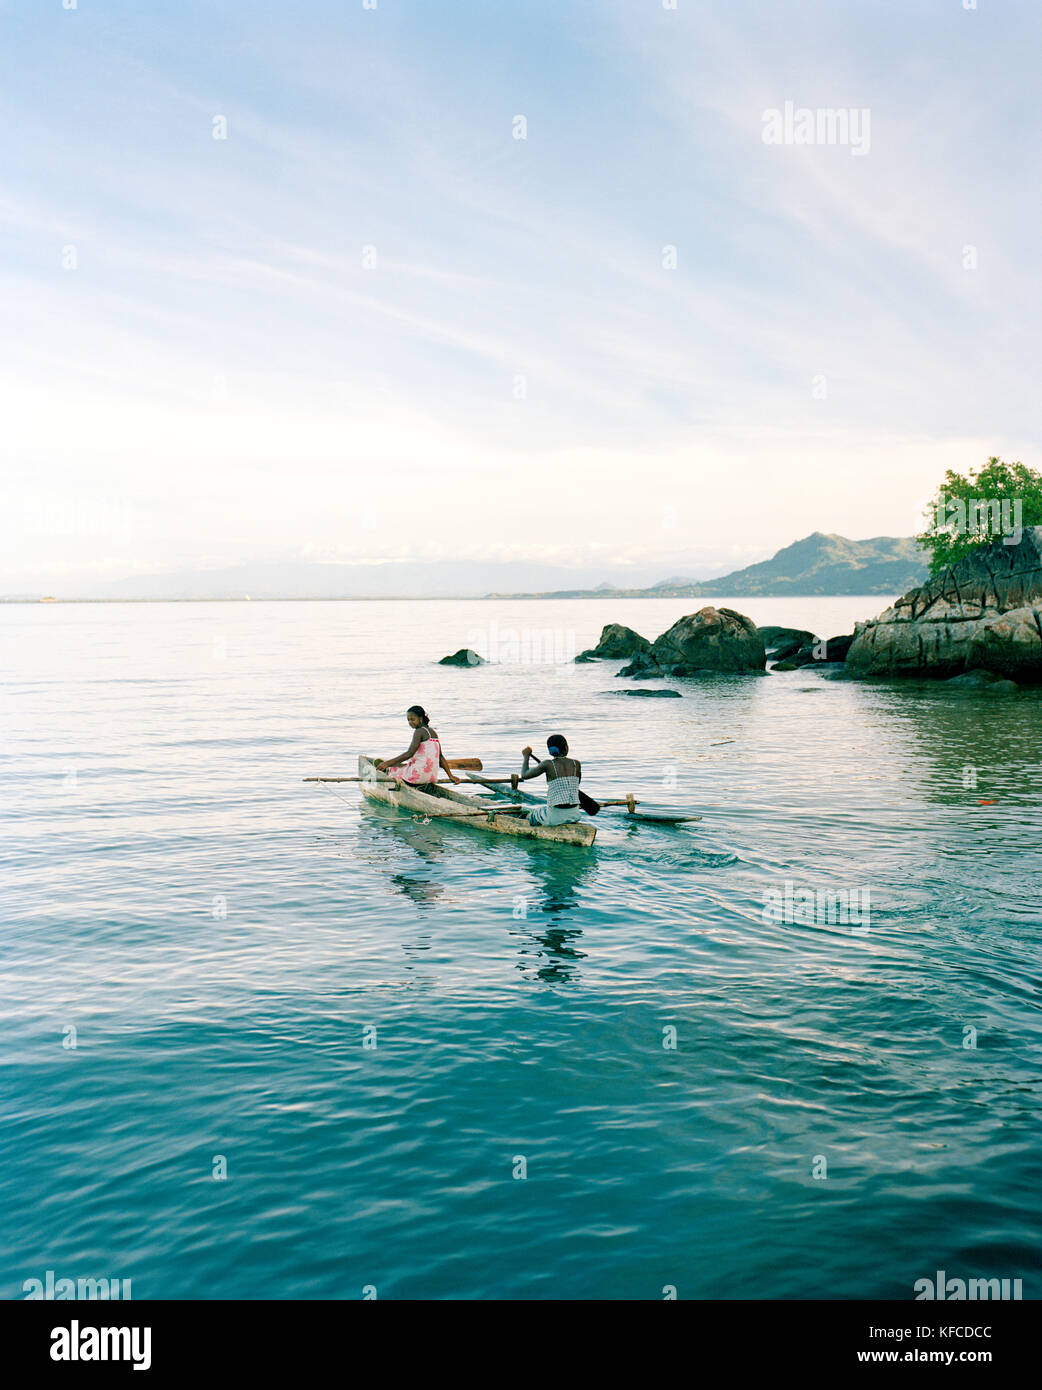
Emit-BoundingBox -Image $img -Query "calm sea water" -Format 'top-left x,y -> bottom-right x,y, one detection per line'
2,597 -> 1041,1300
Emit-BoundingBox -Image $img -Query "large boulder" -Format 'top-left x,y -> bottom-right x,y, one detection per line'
846,527 -> 1042,682
647,606 -> 766,675
575,623 -> 651,662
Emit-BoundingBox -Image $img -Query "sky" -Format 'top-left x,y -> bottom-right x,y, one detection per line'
2,0 -> 1040,591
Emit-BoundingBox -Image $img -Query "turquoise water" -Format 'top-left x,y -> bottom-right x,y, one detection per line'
2,597 -> 1041,1300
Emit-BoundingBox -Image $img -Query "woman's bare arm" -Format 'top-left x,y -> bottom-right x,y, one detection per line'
519,747 -> 552,782
376,728 -> 423,769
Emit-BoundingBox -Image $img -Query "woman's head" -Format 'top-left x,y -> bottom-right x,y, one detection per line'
406,705 -> 430,728
546,734 -> 568,756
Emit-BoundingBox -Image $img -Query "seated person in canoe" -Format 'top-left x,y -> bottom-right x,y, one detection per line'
374,706 -> 460,789
519,735 -> 585,826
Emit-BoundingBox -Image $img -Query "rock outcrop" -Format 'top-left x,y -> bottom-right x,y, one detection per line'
575,624 -> 651,662
648,606 -> 765,675
846,527 -> 1042,682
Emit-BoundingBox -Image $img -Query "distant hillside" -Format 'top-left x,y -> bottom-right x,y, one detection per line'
12,558 -> 675,601
487,533 -> 928,599
4,533 -> 929,602
653,533 -> 927,596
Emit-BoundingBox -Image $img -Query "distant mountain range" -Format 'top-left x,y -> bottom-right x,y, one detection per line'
485,534 -> 928,599
4,559 -> 676,602
1,533 -> 928,601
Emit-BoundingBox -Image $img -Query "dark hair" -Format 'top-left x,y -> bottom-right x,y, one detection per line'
546,734 -> 568,755
407,705 -> 431,725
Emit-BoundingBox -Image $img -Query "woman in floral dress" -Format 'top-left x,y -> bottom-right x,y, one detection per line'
374,706 -> 460,789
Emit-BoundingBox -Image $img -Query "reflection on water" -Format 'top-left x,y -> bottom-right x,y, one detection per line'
356,800 -> 454,911
862,682 -> 1042,807
358,793 -> 601,980
527,843 -> 597,920
514,922 -> 587,985
388,873 -> 447,909
513,844 -> 599,984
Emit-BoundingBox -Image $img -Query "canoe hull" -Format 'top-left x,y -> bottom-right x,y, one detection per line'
357,757 -> 596,846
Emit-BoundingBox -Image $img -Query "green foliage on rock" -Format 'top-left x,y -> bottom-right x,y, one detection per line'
918,457 -> 1042,575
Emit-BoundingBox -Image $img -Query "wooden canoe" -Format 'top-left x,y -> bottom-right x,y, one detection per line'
356,756 -> 597,846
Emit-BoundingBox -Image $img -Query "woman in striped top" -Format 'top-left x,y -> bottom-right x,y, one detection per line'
518,735 -> 585,826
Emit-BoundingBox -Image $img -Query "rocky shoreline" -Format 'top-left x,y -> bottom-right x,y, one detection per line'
438,529 -> 1042,691
568,527 -> 1042,691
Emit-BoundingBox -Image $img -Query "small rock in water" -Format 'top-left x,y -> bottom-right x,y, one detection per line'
605,687 -> 682,698
438,648 -> 486,667
782,634 -> 854,667
945,670 -> 1004,687
617,652 -> 664,678
576,623 -> 651,662
758,626 -> 817,661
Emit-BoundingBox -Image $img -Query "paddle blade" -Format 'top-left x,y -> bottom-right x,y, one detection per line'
447,758 -> 482,770
578,790 -> 601,816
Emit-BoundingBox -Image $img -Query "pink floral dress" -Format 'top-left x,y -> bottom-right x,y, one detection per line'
387,736 -> 441,785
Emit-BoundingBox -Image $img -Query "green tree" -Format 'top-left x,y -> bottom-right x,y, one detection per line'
917,457 -> 1042,575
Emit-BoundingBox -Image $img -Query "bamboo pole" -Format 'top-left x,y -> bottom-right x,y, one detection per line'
304,776 -> 398,783
304,776 -> 467,784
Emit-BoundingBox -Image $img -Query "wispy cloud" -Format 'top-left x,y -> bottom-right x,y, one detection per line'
1,0 -> 1037,587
